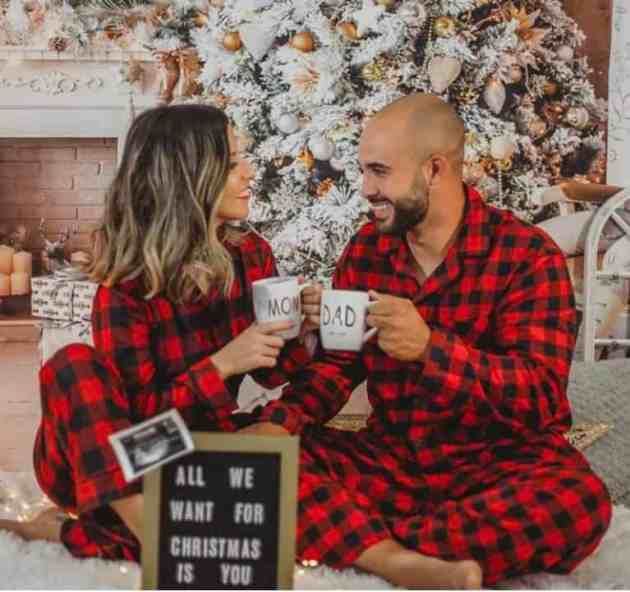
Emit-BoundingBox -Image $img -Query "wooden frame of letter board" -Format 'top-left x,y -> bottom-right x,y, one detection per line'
142,432 -> 299,590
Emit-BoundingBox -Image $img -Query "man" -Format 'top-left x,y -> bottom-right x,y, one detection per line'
242,94 -> 612,588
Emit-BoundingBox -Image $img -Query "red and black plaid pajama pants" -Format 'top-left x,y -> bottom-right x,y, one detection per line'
296,426 -> 612,585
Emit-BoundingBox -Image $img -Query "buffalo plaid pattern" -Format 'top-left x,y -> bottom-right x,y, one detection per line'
33,231 -> 311,561
260,187 -> 612,584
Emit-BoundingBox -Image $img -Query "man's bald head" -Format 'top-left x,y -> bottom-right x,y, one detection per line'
368,94 -> 465,170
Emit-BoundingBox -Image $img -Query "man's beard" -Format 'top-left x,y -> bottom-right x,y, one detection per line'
376,175 -> 429,236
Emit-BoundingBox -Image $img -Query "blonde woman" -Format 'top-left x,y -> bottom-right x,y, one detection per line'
0,105 -> 320,560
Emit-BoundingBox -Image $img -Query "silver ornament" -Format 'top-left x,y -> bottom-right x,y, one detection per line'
277,113 -> 300,134
308,134 -> 335,161
566,106 -> 589,129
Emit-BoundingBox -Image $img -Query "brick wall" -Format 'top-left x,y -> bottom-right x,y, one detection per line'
0,138 -> 116,273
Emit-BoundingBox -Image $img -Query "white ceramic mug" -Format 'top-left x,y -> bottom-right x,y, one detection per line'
320,289 -> 377,351
252,276 -> 308,340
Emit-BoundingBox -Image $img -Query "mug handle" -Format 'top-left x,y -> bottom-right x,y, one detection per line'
363,327 -> 378,343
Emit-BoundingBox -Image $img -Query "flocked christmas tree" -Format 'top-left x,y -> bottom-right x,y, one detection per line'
1,0 -> 607,282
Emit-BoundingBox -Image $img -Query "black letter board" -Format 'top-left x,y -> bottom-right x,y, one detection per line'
142,433 -> 298,589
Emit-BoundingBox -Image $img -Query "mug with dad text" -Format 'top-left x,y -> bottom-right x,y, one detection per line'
252,277 -> 308,340
320,289 -> 377,351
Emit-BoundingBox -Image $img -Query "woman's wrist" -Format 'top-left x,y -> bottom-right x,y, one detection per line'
210,352 -> 232,380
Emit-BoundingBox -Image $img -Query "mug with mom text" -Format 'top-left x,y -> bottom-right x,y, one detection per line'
320,289 -> 377,351
252,276 -> 308,340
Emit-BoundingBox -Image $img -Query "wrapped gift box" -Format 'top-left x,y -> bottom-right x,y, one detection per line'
31,277 -> 74,321
72,281 -> 99,321
39,320 -> 93,365
31,275 -> 98,322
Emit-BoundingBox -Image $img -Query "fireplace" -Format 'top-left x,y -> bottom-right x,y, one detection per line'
0,46 -> 157,325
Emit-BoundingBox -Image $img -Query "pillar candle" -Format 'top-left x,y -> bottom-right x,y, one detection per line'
10,271 -> 30,296
0,245 -> 14,275
12,251 -> 33,275
0,273 -> 10,297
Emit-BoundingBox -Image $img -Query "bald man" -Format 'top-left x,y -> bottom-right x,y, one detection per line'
242,95 -> 611,587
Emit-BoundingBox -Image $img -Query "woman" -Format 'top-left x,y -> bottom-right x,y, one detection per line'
0,104 -> 320,561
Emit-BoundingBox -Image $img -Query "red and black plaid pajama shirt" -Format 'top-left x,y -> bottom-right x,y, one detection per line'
258,187 -> 612,585
33,231 -> 311,561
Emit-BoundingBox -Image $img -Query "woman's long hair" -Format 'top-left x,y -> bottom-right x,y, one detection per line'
88,104 -> 242,301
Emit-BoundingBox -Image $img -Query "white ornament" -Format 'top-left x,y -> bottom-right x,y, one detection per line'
240,21 -> 277,62
277,113 -> 300,134
484,78 -> 506,115
490,136 -> 516,160
428,56 -> 462,94
330,157 -> 345,171
557,45 -> 575,62
566,106 -> 590,129
308,134 -> 335,160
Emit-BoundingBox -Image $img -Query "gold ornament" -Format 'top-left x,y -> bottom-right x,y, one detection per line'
104,22 -> 125,41
496,158 -> 513,172
375,0 -> 396,7
542,101 -> 566,125
297,148 -> 315,170
223,31 -> 242,52
548,153 -> 563,180
48,35 -> 69,53
155,51 -> 180,105
361,61 -> 385,82
480,157 -> 497,176
192,11 -> 209,27
290,31 -> 315,52
463,161 -> 485,185
527,117 -> 547,140
458,86 -> 480,105
434,16 -> 456,37
337,21 -> 359,41
316,178 -> 335,197
543,80 -> 559,97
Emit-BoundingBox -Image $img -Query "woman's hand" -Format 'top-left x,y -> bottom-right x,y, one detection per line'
210,320 -> 294,380
300,278 -> 323,337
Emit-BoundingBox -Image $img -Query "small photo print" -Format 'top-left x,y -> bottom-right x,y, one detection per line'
109,409 -> 194,482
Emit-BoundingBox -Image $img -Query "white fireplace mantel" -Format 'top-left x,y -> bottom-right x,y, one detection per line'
0,47 -> 159,154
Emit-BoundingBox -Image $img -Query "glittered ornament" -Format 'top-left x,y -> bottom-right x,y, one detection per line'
192,10 -> 208,27
308,134 -> 335,161
48,35 -> 69,53
297,148 -> 315,170
458,86 -> 480,105
566,107 -> 590,129
290,31 -> 315,52
177,49 -> 203,97
155,51 -> 180,105
434,16 -> 456,37
337,21 -> 359,41
361,61 -> 385,82
223,31 -> 242,52
277,113 -> 300,134
557,45 -> 575,62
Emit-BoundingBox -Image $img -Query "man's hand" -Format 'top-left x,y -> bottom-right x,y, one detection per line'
366,290 -> 431,362
299,277 -> 323,337
238,422 -> 290,437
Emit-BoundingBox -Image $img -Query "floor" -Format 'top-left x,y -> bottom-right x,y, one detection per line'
0,341 -> 41,472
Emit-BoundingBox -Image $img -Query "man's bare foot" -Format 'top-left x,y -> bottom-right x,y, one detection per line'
0,507 -> 64,543
355,538 -> 483,589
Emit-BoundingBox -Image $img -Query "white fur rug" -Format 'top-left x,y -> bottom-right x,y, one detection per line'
1,471 -> 629,589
